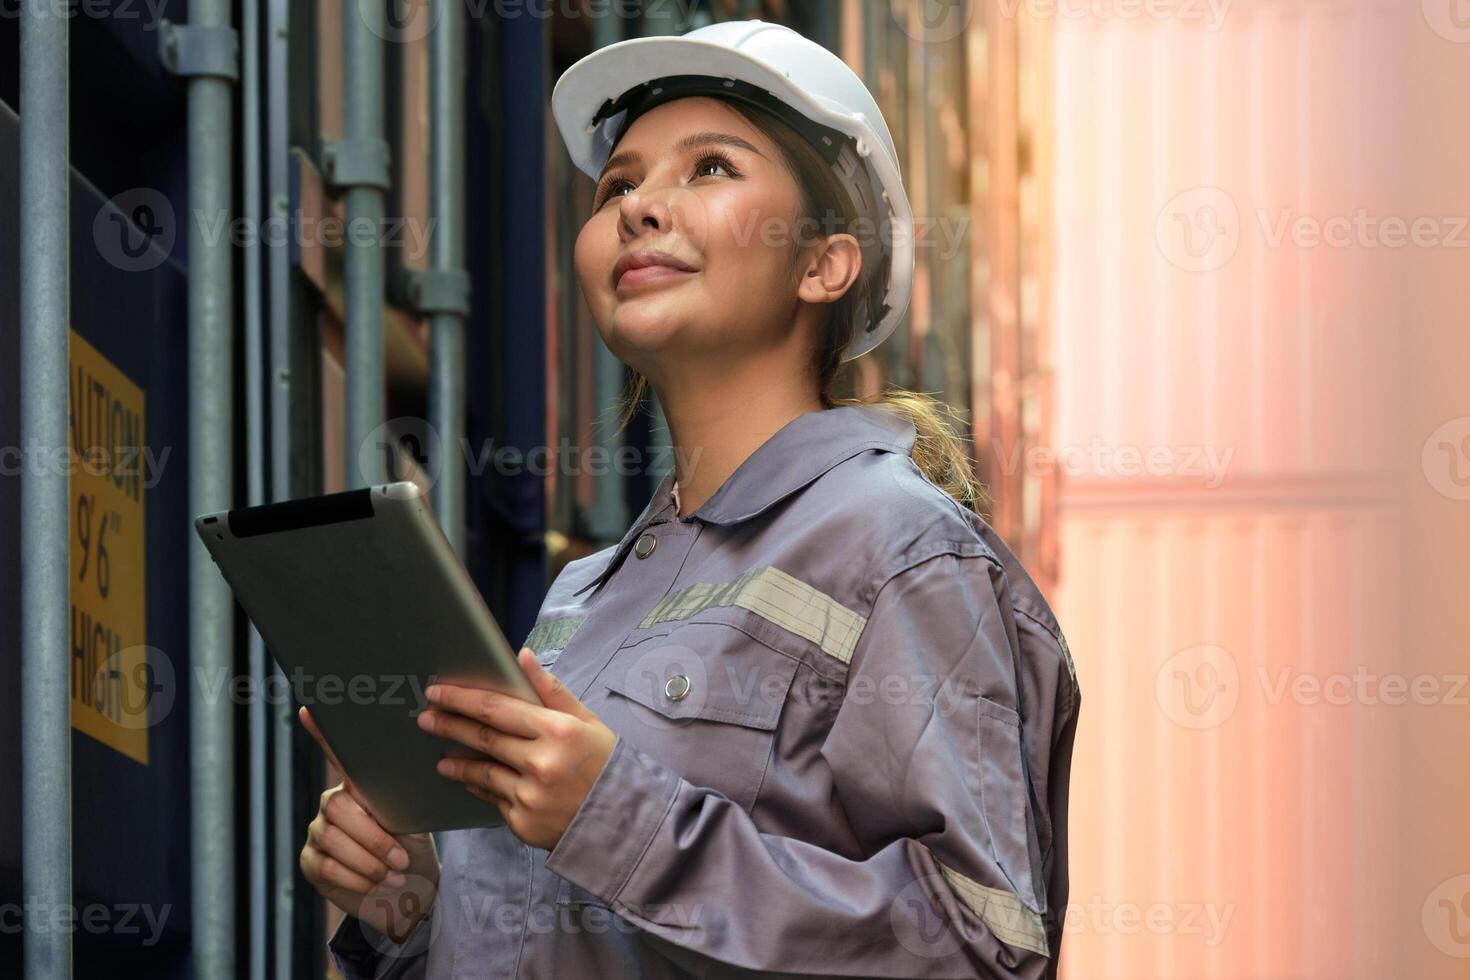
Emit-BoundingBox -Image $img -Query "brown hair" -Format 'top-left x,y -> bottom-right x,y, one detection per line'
613,96 -> 985,513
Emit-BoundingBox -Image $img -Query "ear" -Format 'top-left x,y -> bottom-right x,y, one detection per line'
796,233 -> 863,306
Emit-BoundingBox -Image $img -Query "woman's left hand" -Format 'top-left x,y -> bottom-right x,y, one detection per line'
418,648 -> 617,850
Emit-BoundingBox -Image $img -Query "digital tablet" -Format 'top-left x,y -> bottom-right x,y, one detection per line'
194,481 -> 538,833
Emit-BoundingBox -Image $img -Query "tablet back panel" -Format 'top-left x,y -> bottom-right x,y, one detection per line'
196,482 -> 534,833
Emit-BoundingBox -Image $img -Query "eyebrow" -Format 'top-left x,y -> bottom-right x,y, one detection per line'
599,131 -> 765,178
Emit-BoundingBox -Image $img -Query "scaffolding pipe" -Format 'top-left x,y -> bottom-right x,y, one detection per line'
186,1 -> 238,976
241,0 -> 267,976
342,0 -> 388,488
18,3 -> 71,977
429,0 -> 467,553
588,9 -> 627,543
266,0 -> 296,972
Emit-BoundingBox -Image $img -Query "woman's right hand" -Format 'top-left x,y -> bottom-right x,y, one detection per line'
298,706 -> 441,943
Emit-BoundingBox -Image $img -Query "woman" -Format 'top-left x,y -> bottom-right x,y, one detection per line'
302,20 -> 1079,979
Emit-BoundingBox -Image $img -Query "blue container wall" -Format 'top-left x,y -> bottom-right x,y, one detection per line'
1,5 -> 197,975
1,6 -> 565,975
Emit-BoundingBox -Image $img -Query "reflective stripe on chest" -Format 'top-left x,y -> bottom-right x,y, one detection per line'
639,564 -> 866,665
524,614 -> 586,655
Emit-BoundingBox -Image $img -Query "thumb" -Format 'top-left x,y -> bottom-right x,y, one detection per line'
299,705 -> 372,807
518,647 -> 591,720
397,828 -> 439,866
300,706 -> 349,786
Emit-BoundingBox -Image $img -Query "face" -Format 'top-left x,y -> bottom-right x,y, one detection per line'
574,96 -> 851,381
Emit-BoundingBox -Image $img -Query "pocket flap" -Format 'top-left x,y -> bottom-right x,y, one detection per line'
602,630 -> 799,731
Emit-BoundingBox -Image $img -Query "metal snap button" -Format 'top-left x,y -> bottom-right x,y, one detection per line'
634,533 -> 657,559
663,674 -> 691,701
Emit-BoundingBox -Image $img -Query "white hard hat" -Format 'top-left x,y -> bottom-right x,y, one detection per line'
552,19 -> 914,362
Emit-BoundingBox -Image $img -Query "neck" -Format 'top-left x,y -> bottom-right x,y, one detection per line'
648,356 -> 824,518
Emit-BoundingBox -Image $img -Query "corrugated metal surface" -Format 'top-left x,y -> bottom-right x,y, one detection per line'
1049,2 -> 1467,977
1052,1 -> 1402,484
1059,510 -> 1401,978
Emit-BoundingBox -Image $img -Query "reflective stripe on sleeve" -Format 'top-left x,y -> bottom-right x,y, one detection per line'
937,860 -> 1050,956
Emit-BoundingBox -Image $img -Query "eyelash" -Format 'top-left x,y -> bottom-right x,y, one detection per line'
595,151 -> 741,209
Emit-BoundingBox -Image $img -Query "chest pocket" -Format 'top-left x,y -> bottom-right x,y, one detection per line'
591,618 -> 802,813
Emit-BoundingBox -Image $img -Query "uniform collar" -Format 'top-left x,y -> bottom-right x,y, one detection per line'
684,404 -> 917,525
572,405 -> 915,599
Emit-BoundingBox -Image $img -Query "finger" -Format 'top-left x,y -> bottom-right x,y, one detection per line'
301,707 -> 379,810
517,648 -> 594,720
398,831 -> 438,869
322,788 -> 411,872
303,844 -> 379,896
437,755 -> 518,799
422,683 -> 543,739
300,706 -> 349,780
463,782 -> 511,816
417,709 -> 535,771
311,817 -> 392,882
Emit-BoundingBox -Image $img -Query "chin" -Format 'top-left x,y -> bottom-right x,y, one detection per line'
600,299 -> 700,358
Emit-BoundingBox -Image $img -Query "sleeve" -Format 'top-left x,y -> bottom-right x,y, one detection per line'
543,551 -> 1058,979
326,909 -> 433,980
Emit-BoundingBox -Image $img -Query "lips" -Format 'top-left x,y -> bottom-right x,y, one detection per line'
612,247 -> 699,289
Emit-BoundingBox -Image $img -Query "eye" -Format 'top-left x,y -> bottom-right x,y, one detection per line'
594,176 -> 634,209
594,151 -> 741,211
692,151 -> 739,180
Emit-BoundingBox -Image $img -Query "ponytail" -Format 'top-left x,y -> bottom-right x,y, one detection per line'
827,389 -> 986,514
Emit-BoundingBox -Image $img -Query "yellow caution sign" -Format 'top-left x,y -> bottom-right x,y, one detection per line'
69,330 -> 150,765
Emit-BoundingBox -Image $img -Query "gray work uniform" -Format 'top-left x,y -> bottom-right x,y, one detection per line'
329,404 -> 1080,979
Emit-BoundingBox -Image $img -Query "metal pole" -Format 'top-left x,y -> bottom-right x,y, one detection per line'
588,9 -> 627,543
240,0 -> 267,977
429,0 -> 467,554
187,1 -> 237,976
18,3 -> 71,977
343,0 -> 387,488
265,0 -> 295,973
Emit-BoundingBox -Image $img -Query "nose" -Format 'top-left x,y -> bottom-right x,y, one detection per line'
617,185 -> 674,243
